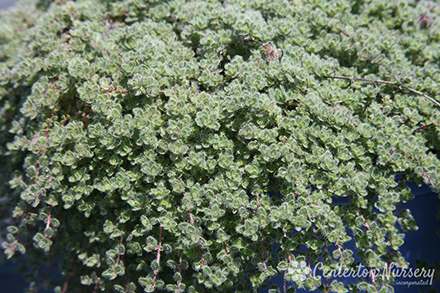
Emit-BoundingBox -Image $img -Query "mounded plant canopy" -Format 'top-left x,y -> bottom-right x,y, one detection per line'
1,0 -> 439,292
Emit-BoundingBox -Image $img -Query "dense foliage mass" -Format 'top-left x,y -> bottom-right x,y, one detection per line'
1,0 -> 439,292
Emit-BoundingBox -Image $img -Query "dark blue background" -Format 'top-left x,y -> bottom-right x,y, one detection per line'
260,179 -> 440,293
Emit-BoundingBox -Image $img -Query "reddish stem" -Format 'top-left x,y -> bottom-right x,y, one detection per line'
62,254 -> 77,293
153,225 -> 163,285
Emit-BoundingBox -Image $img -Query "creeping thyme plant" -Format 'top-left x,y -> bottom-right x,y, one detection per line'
1,0 -> 440,292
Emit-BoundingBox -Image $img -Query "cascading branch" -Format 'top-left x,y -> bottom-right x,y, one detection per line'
0,0 -> 439,292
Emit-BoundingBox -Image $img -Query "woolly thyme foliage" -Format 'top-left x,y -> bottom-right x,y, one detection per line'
1,0 -> 440,292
